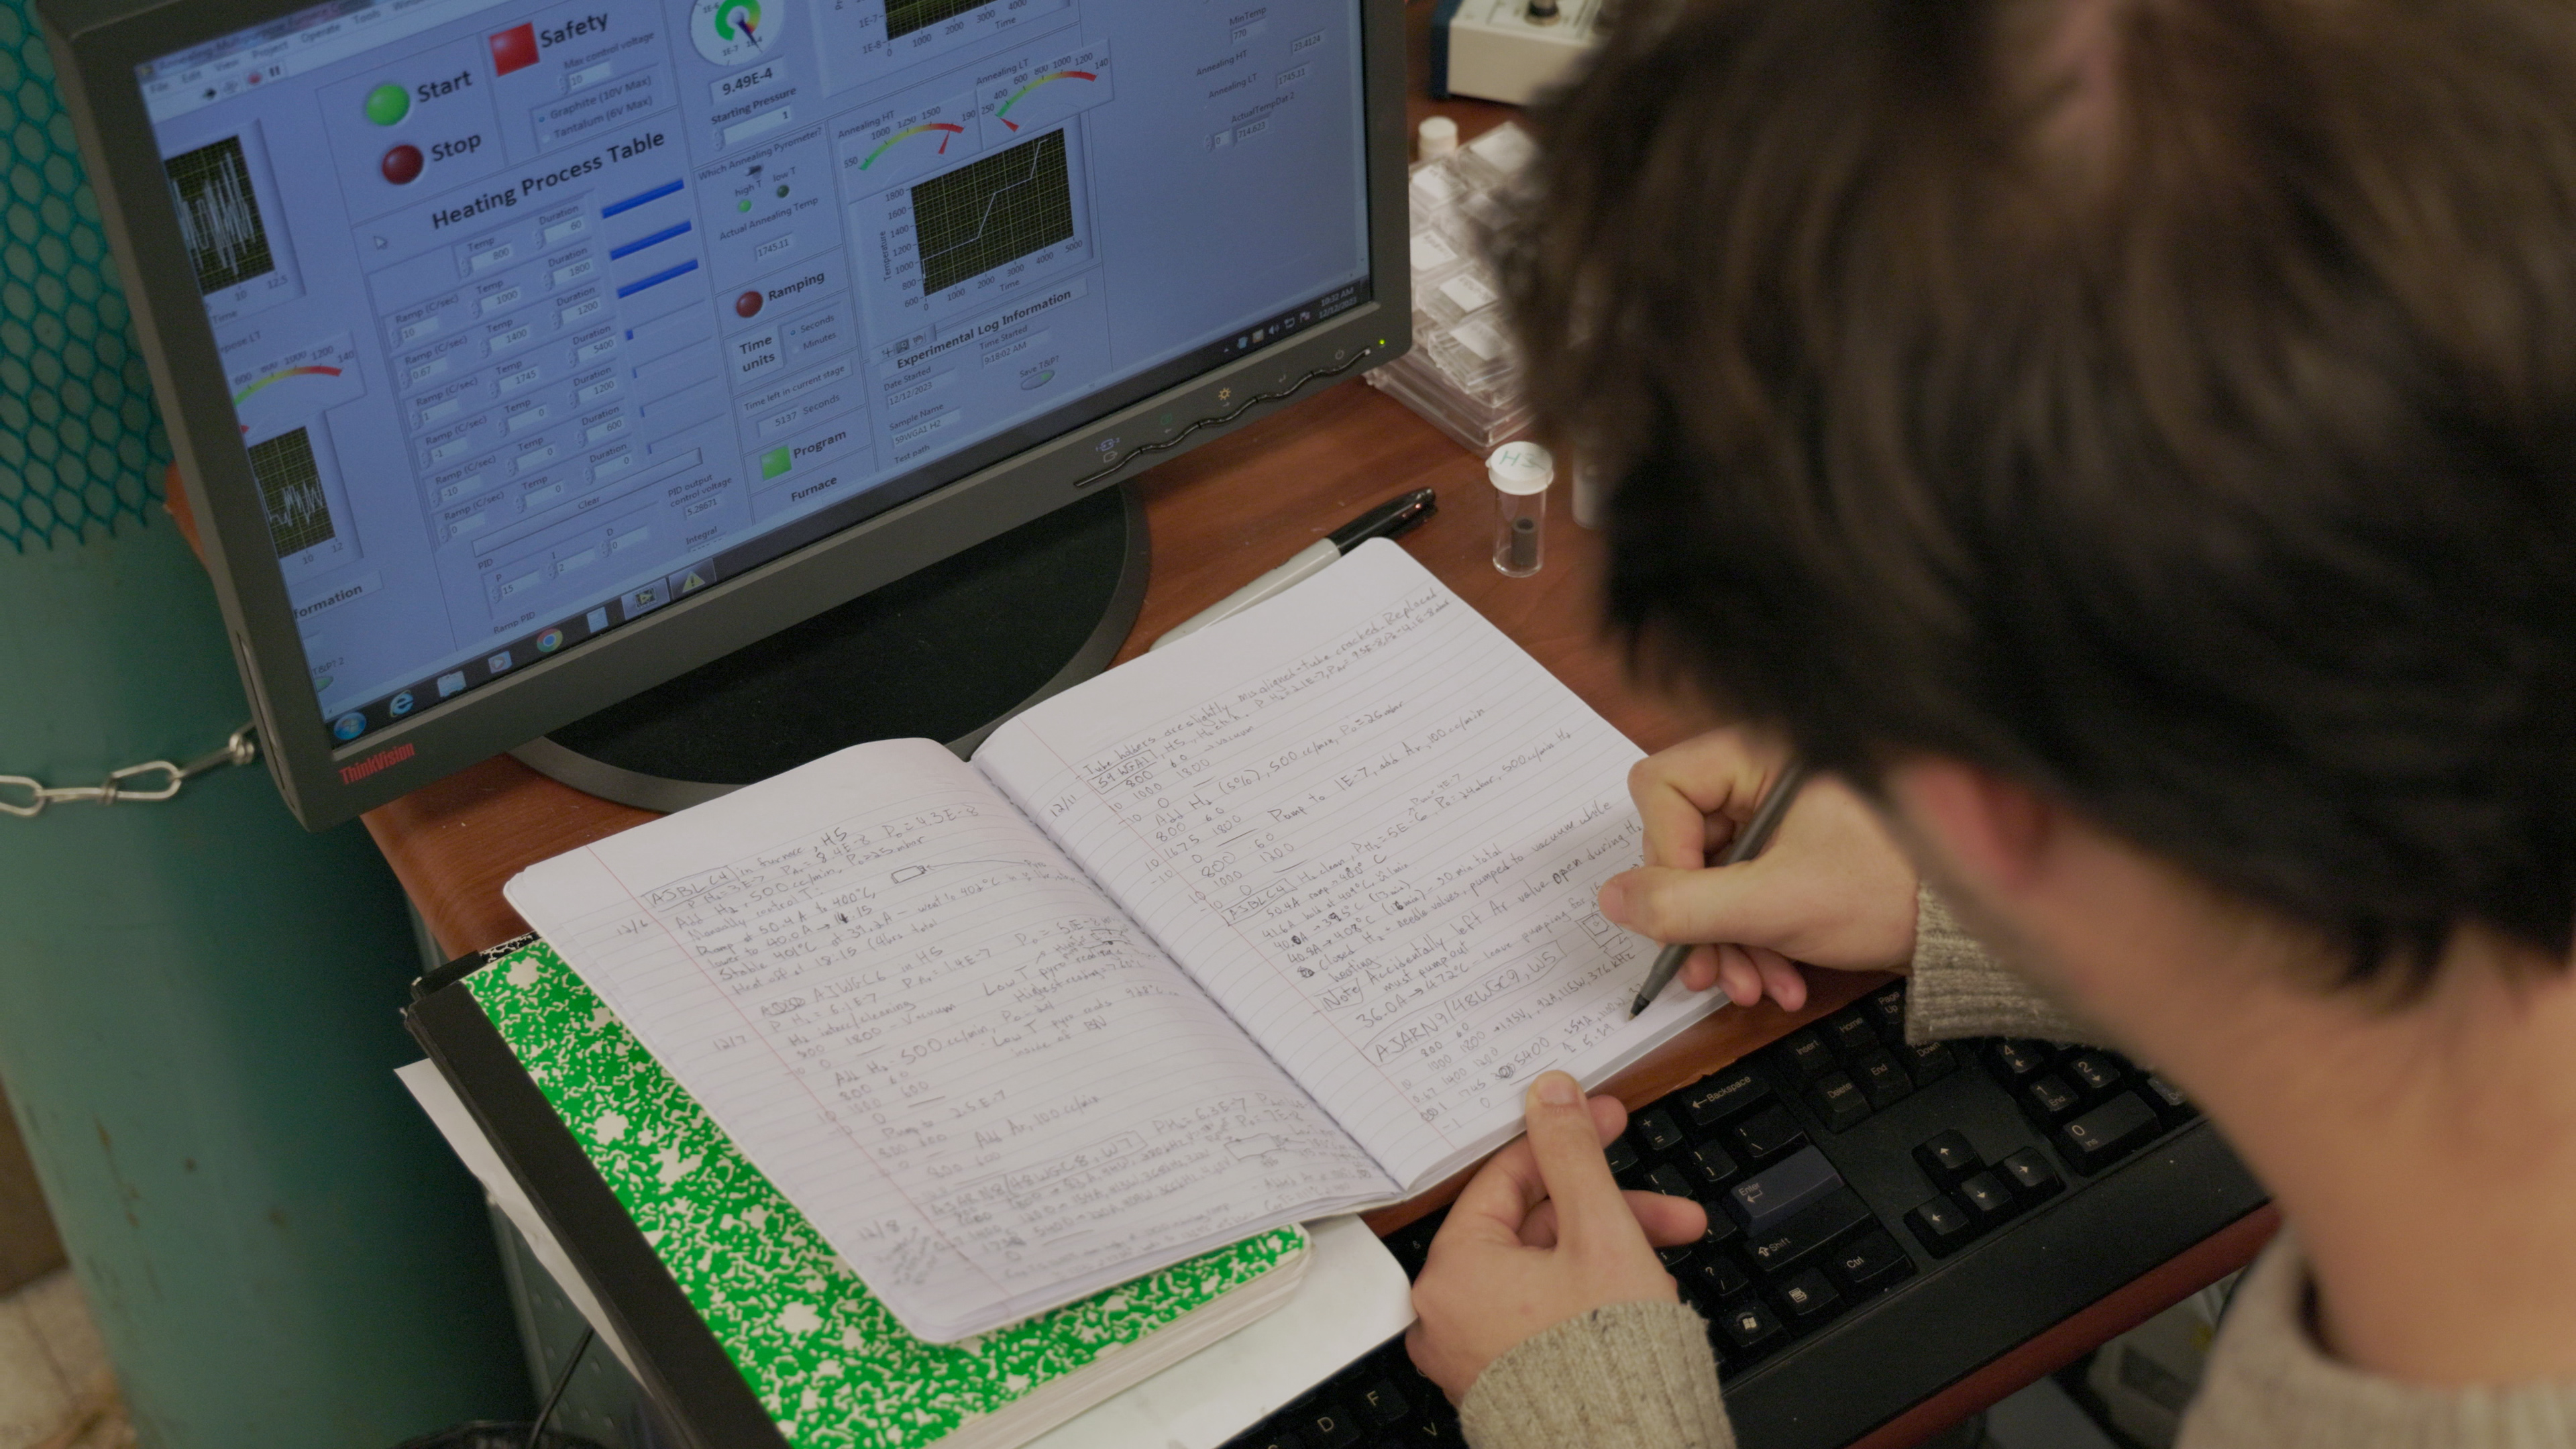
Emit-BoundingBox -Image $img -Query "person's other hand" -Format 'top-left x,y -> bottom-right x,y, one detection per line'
1598,730 -> 1919,1012
1406,1073 -> 1707,1402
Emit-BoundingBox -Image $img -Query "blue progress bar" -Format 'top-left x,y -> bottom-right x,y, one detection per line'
616,259 -> 700,299
609,220 -> 692,260
601,179 -> 683,218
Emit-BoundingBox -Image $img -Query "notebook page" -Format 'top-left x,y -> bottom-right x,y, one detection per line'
975,541 -> 1726,1188
502,737 -> 1394,1343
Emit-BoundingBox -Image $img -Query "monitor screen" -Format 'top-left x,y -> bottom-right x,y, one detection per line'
128,0 -> 1375,751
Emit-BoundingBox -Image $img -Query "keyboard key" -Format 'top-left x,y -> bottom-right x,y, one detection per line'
1913,1129 -> 1982,1187
1678,1066 -> 1771,1126
1604,1137 -> 1641,1175
1998,1146 -> 2063,1203
1658,1243 -> 1695,1269
1646,1163 -> 1697,1201
1743,1187 -> 1871,1277
1902,1040 -> 1960,1083
1244,1434 -> 1305,1449
1827,1014 -> 1879,1058
1714,1297 -> 1784,1354
1684,1141 -> 1742,1189
1866,982 -> 1909,1040
1701,1209 -> 1744,1248
1729,1103 -> 1809,1163
1955,1171 -> 2017,1226
2023,1074 -> 2084,1124
2065,1051 -> 2127,1095
1807,1071 -> 1872,1131
1851,1049 -> 1913,1108
1634,1108 -> 1686,1154
1771,1266 -> 1843,1329
2059,1092 -> 2159,1175
1688,1253 -> 1751,1300
1989,1039 -> 2055,1082
1358,1379 -> 1411,1426
1779,1028 -> 1837,1076
2139,1073 -> 2198,1126
1299,1402 -> 1362,1448
1831,1228 -> 1915,1294
1905,1194 -> 1978,1256
1725,1144 -> 1843,1232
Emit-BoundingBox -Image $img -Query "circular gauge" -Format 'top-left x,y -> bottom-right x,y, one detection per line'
690,0 -> 773,66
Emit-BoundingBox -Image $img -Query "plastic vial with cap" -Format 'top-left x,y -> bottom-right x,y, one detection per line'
1487,440 -> 1554,577
1417,115 -> 1460,162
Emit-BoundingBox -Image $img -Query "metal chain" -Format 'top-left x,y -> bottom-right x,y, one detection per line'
0,724 -> 258,819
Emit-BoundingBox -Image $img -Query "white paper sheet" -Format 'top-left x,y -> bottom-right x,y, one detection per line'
977,540 -> 1725,1190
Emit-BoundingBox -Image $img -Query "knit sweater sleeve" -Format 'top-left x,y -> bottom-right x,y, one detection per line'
1458,1300 -> 1736,1449
2179,1234 -> 2576,1449
1903,885 -> 2100,1044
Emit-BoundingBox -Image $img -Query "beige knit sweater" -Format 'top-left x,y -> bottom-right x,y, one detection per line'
1456,891 -> 2576,1449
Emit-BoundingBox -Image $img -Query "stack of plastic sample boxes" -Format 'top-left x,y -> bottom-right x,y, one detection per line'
1368,122 -> 1538,454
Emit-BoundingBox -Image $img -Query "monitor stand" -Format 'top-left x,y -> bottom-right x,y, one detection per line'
510,484 -> 1149,813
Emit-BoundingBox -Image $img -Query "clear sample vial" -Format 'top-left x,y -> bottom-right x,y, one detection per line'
1417,115 -> 1460,162
1571,455 -> 1607,530
1487,440 -> 1554,577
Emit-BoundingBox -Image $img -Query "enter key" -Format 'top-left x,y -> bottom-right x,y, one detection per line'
1725,1144 -> 1844,1235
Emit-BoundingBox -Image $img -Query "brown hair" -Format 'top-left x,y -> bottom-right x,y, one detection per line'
1495,0 -> 2576,987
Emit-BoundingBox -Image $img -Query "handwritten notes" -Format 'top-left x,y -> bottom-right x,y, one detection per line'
506,542 -> 1725,1338
505,739 -> 1391,1342
979,541 -> 1722,1187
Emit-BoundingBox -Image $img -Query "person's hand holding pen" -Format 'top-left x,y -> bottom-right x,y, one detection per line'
1599,730 -> 1922,1013
1407,737 -> 1928,1404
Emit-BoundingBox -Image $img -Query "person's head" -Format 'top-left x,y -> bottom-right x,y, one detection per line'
1497,0 -> 2576,1008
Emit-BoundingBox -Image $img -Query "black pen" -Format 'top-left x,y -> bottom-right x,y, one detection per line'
1149,488 -> 1438,650
1629,759 -> 1814,1017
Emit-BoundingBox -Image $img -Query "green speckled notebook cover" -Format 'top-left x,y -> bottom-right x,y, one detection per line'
464,938 -> 1305,1449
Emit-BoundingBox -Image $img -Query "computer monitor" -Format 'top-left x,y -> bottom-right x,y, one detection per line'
40,0 -> 1408,828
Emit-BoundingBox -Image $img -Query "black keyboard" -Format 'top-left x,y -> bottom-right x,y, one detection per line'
1222,979 -> 2267,1449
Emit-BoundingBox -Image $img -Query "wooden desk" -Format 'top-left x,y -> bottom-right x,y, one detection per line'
355,14 -> 2274,1438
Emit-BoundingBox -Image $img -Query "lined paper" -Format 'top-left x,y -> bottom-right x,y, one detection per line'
977,541 -> 1727,1189
504,739 -> 1393,1343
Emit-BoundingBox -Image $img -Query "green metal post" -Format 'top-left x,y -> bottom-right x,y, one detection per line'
0,3 -> 528,1442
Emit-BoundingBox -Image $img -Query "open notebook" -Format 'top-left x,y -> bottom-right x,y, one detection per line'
505,539 -> 1725,1342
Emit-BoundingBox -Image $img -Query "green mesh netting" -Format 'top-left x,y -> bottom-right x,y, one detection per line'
0,0 -> 170,552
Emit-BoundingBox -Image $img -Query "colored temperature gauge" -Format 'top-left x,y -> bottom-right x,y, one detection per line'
691,0 -> 771,64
